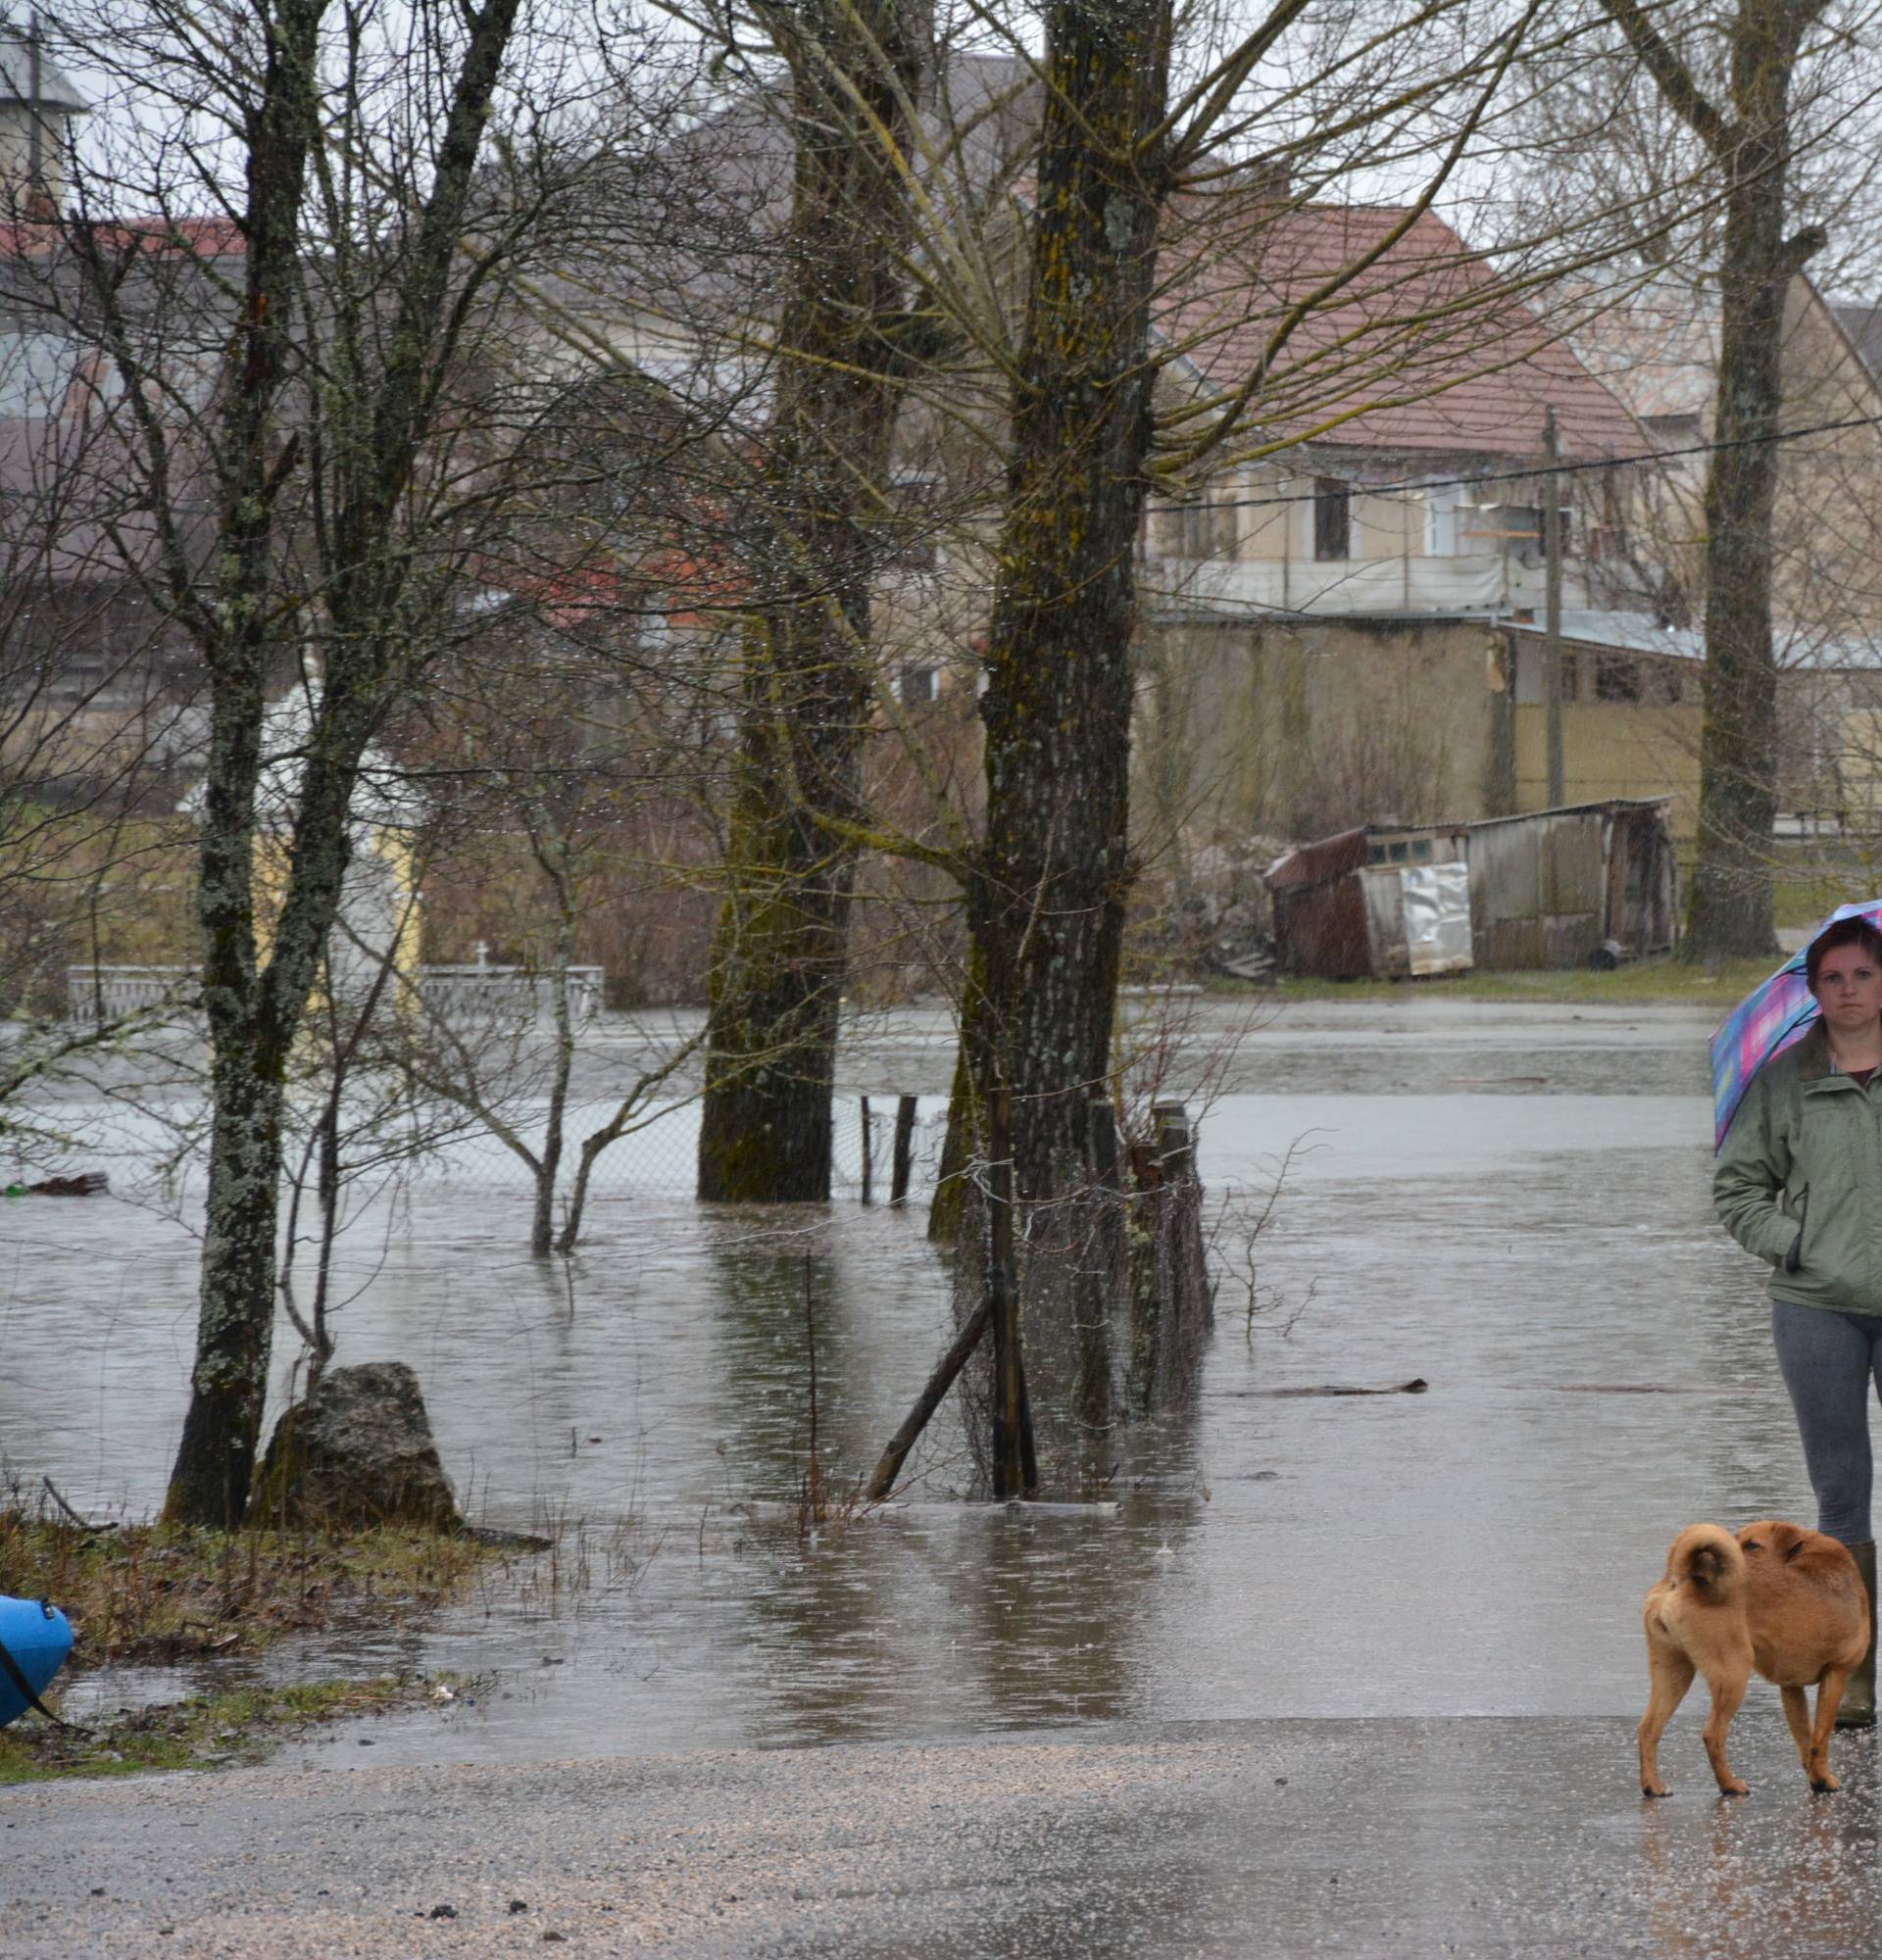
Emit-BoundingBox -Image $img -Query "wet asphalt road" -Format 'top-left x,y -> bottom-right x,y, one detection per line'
11,1713 -> 1882,1956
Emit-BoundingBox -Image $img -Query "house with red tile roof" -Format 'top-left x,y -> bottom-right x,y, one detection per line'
1132,197 -> 1711,854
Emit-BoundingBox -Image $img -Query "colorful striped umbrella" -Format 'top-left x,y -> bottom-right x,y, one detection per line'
1710,901 -> 1882,1152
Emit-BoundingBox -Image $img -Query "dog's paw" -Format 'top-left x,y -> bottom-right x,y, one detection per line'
1717,1778 -> 1750,1797
1641,1782 -> 1671,1799
1811,1772 -> 1841,1794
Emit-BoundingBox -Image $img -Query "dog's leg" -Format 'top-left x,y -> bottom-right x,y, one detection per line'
1807,1670 -> 1851,1793
1782,1685 -> 1817,1775
1701,1667 -> 1751,1796
1639,1645 -> 1696,1797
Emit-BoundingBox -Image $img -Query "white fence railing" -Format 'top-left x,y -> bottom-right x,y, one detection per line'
65,965 -> 196,1025
1142,550 -> 1599,619
67,963 -> 606,1028
418,965 -> 605,1028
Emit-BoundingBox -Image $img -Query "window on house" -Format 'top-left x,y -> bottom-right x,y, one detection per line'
1595,653 -> 1643,703
1469,505 -> 1546,551
1649,663 -> 1688,706
1423,482 -> 1460,556
1313,478 -> 1351,562
899,665 -> 939,707
1164,497 -> 1236,560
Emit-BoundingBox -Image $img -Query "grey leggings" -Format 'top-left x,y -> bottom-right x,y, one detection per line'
1771,1301 -> 1882,1544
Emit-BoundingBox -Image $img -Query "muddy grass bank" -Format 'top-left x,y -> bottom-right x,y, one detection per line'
0,1506 -> 523,1782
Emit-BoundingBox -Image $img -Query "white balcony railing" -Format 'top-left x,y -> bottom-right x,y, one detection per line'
1142,551 -> 1593,620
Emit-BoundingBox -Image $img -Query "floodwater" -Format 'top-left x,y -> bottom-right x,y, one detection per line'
0,996 -> 1809,1767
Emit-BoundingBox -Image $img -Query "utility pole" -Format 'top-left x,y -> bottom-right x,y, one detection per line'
25,11 -> 42,199
1543,404 -> 1565,808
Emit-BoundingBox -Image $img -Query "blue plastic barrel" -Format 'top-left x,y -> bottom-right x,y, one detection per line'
0,1594 -> 74,1726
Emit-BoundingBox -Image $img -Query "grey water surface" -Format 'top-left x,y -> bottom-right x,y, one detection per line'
0,998 -> 1802,1770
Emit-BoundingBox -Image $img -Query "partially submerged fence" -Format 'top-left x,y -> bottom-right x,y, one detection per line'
905,1098 -> 1214,1500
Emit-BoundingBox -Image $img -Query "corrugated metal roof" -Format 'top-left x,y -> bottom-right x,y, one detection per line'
1509,610 -> 1882,671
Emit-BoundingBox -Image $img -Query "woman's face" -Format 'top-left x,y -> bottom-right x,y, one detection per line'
1813,942 -> 1882,1038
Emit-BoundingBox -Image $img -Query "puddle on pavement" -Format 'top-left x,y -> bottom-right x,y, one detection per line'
0,1004 -> 1814,1765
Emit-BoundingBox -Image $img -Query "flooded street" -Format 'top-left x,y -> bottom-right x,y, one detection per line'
0,998 -> 1804,1763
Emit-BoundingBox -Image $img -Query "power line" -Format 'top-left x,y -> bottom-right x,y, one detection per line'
1170,408 -> 1882,513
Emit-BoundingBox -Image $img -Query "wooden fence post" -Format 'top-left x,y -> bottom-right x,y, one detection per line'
890,1096 -> 917,1206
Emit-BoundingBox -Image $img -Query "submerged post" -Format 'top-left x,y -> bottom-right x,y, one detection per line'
890,1095 -> 917,1206
860,1096 -> 874,1205
987,1086 -> 1036,1497
863,1295 -> 993,1500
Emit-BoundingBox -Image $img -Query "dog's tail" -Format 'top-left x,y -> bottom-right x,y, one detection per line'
1666,1523 -> 1747,1602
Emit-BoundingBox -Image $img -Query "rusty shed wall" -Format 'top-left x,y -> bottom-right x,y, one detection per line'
1273,875 -> 1374,978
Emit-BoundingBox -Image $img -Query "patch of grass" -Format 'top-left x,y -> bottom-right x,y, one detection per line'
0,1671 -> 474,1783
0,1509 -> 506,1665
1213,956 -> 1783,1008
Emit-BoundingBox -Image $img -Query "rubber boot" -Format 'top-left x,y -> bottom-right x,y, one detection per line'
1838,1541 -> 1877,1729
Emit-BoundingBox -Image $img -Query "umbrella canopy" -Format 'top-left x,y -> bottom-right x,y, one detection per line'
1710,902 -> 1882,1151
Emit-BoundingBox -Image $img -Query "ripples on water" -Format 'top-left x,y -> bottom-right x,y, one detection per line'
0,1005 -> 1804,1762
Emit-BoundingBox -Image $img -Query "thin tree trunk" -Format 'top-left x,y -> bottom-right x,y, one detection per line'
1601,0 -> 1828,960
161,0 -> 528,1524
696,0 -> 922,1203
1686,134 -> 1802,959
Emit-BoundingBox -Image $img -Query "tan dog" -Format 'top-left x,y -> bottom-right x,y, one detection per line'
1639,1520 -> 1869,1797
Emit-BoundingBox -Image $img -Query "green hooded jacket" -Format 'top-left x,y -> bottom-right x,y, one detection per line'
1715,1023 -> 1882,1317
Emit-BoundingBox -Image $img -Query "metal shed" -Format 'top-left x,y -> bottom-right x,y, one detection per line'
1463,799 -> 1677,969
1264,823 -> 1473,980
1264,800 -> 1678,979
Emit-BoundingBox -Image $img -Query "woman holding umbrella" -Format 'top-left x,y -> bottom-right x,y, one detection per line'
1715,912 -> 1882,1726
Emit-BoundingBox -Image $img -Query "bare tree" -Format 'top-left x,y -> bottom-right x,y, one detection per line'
1595,0 -> 1857,955
30,0 -> 605,1524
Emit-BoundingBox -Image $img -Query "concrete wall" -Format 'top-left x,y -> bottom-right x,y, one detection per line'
1136,615 -> 1513,851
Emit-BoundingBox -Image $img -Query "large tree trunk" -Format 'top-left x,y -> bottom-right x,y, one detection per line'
957,0 -> 1170,1202
943,0 -> 1169,1494
695,0 -> 921,1203
166,1019 -> 290,1524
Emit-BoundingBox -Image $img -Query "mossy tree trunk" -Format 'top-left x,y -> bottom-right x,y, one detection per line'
1602,0 -> 1827,960
695,0 -> 923,1203
957,0 -> 1170,1204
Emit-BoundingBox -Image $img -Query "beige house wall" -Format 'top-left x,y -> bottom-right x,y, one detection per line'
1511,704 -> 1703,834
1137,616 -> 1512,849
1610,278 -> 1882,655
1140,614 -> 1723,854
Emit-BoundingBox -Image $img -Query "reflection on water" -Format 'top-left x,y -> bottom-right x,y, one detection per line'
0,1006 -> 1817,1763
